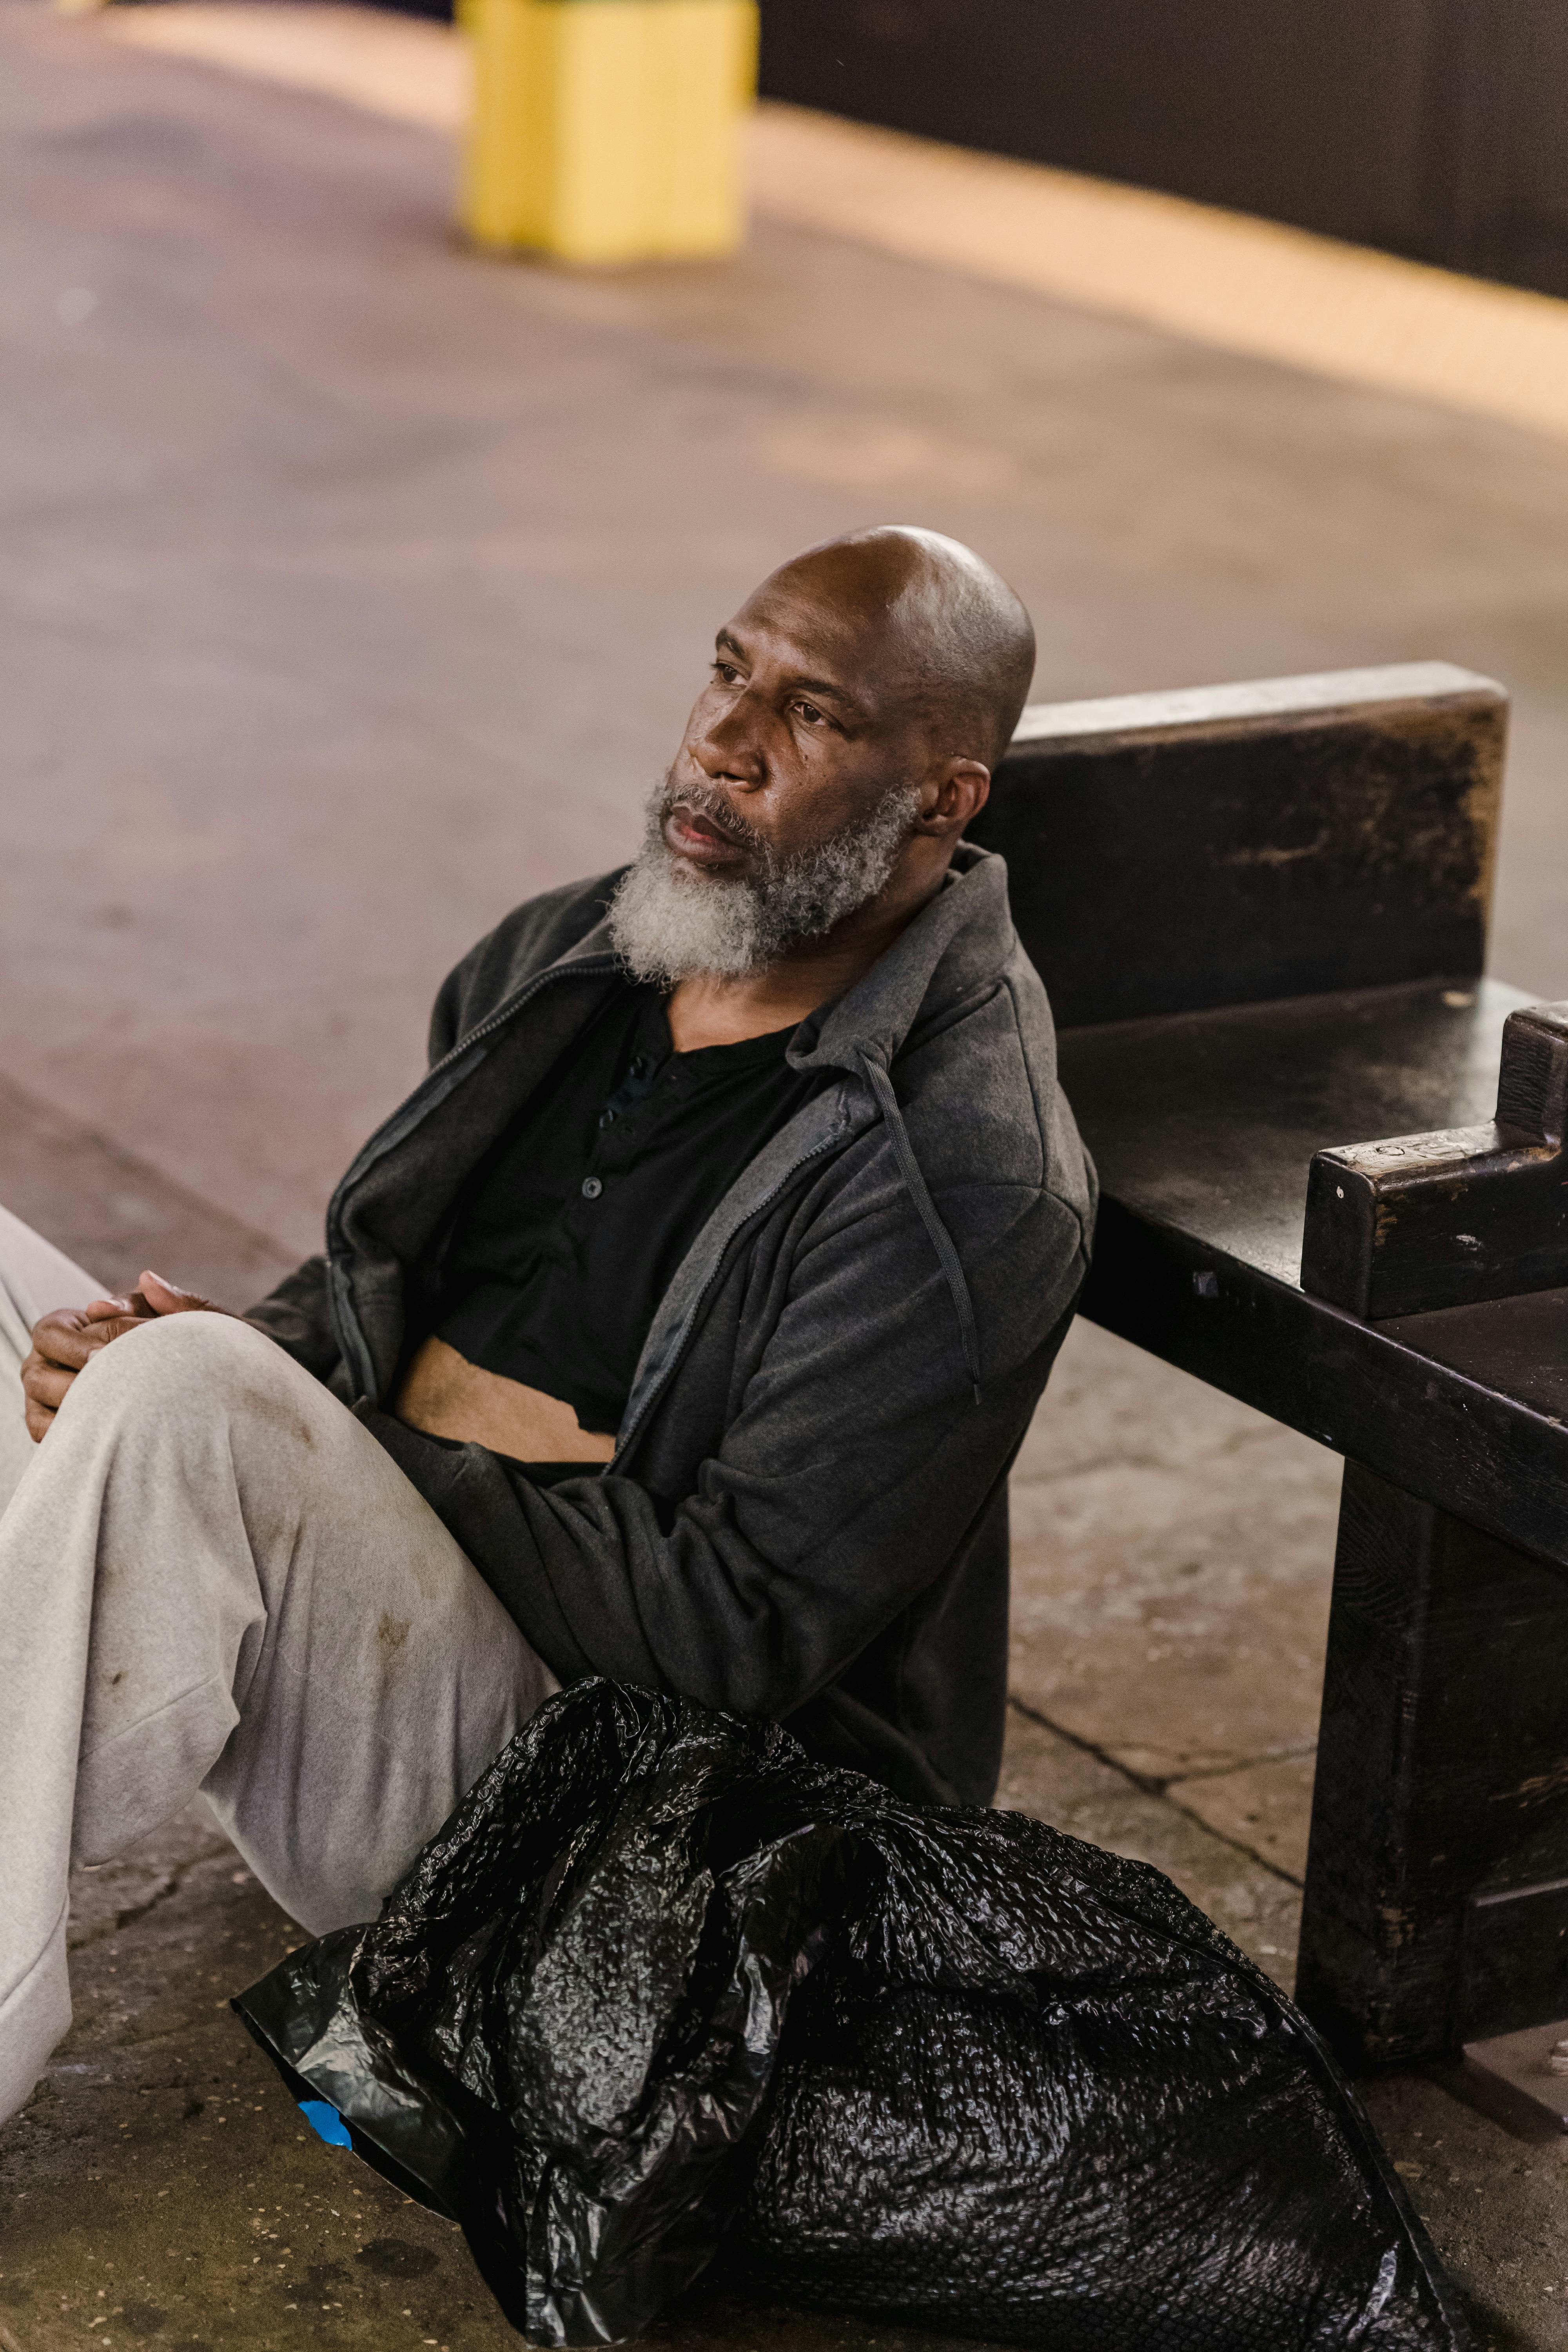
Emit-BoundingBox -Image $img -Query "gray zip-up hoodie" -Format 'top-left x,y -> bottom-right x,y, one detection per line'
247,843 -> 1096,1807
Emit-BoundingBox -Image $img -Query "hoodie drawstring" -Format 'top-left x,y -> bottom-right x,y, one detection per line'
857,1051 -> 983,1405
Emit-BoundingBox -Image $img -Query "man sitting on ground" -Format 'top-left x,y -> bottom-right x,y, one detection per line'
0,525 -> 1094,2126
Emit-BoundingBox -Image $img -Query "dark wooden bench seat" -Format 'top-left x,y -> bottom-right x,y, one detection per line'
976,663 -> 1568,2075
1062,976 -> 1568,1557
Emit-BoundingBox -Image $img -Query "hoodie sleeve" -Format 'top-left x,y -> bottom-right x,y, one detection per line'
358,1177 -> 1089,1722
242,1252 -> 342,1381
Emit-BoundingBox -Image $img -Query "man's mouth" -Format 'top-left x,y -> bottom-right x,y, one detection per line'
664,800 -> 752,867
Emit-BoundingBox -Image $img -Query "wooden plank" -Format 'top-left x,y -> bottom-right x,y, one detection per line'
1054,979 -> 1568,1566
1297,1464 -> 1568,2065
1302,1000 -> 1568,1317
980,662 -> 1505,1026
1054,977 -> 1526,1292
1078,1193 -> 1568,1575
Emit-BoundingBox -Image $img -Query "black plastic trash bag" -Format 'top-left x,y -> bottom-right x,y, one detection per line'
234,1680 -> 1471,2351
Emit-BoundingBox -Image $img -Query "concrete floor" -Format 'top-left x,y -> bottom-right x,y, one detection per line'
2,0 -> 1568,2345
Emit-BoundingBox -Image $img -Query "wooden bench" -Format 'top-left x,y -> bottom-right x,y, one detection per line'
975,662 -> 1568,2085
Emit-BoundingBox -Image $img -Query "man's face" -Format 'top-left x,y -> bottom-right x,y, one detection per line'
608,547 -> 989,988
662,566 -> 936,883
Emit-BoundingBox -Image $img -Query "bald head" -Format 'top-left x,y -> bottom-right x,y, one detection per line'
766,526 -> 1035,769
632,527 -> 1031,991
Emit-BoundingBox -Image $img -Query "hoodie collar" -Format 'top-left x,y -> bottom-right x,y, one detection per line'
787,842 -> 1012,1076
544,839 -> 1011,1074
576,845 -> 1011,1448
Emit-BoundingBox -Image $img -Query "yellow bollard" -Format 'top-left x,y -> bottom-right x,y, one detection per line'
463,0 -> 758,265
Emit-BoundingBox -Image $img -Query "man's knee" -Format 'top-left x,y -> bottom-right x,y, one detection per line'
59,1312 -> 313,1446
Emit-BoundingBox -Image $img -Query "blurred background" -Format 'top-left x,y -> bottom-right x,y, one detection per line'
2,0 -> 1564,1259
764,0 -> 1568,297
2,3 -> 1566,2341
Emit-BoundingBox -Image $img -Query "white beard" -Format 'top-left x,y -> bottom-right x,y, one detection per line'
608,779 -> 922,987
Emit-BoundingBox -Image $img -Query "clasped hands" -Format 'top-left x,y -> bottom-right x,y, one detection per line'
22,1271 -> 223,1443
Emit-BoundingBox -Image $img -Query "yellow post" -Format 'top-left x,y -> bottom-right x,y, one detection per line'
463,0 -> 758,265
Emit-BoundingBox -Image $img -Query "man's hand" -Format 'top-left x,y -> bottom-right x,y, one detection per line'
21,1271 -> 224,1442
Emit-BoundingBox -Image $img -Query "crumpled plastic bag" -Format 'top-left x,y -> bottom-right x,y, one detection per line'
234,1679 -> 1472,2351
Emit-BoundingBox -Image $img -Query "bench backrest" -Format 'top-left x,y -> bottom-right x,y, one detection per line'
974,662 -> 1506,1029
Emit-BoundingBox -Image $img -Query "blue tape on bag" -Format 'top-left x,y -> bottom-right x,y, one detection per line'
299,2098 -> 353,2148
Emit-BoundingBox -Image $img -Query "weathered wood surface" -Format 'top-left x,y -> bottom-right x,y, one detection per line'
1301,1000 -> 1568,1318
998,660 -> 1568,2060
982,661 -> 1505,1027
1054,976 -> 1524,1288
1297,1465 -> 1568,2068
1077,1219 -> 1568,1584
1053,980 -> 1568,1583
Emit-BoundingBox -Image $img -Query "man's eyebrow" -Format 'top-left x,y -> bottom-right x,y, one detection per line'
713,629 -> 869,717
789,673 -> 863,711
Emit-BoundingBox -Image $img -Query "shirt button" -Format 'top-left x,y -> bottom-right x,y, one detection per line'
581,1176 -> 603,1200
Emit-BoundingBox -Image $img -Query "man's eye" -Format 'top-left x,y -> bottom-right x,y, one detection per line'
712,660 -> 741,684
794,701 -> 825,725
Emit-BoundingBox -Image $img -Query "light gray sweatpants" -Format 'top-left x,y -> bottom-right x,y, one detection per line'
0,1203 -> 555,2128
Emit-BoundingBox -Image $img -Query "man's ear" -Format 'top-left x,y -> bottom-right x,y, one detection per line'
915,758 -> 991,837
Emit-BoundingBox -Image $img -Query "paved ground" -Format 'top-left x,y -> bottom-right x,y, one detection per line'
3,0 -> 1568,2345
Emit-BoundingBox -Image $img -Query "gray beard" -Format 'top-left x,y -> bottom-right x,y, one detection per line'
608,773 -> 922,987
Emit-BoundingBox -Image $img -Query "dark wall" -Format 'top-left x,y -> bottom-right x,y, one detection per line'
759,0 -> 1568,299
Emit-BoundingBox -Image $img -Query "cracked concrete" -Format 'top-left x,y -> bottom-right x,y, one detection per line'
4,0 -> 1568,2341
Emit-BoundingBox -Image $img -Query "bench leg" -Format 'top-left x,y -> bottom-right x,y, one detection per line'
1296,1461 -> 1568,2067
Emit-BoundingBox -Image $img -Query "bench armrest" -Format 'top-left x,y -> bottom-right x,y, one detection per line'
1301,1002 -> 1568,1316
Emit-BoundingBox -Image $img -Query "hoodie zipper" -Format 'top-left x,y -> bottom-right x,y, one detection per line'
609,1031 -> 992,1471
327,953 -> 623,1401
331,954 -> 623,1204
608,1115 -> 853,1475
331,955 -> 984,1427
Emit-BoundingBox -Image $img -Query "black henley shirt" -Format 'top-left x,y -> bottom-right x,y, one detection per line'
432,981 -> 827,1441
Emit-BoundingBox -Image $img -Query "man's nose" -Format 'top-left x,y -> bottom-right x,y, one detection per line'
690,694 -> 766,788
